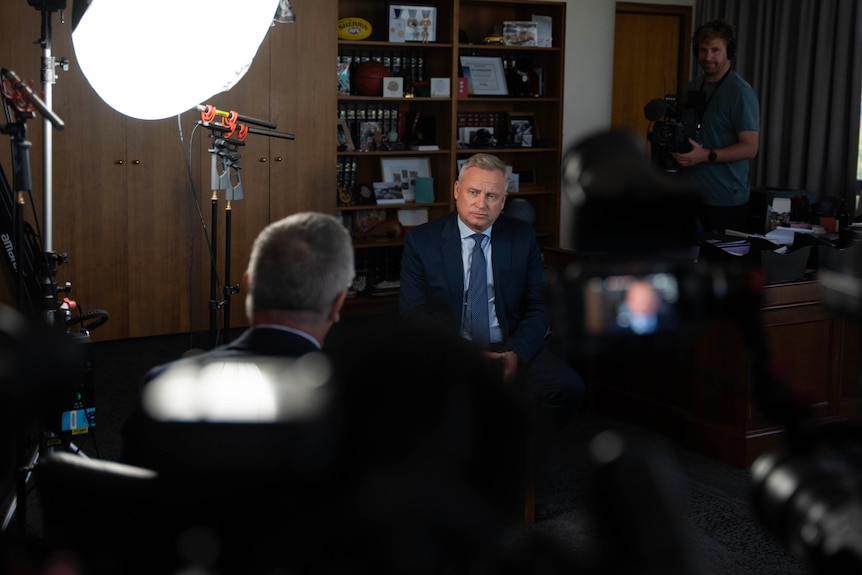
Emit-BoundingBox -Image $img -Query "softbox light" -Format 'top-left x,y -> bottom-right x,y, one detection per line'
71,0 -> 282,120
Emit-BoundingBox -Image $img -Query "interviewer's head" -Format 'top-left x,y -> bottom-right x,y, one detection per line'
245,212 -> 354,327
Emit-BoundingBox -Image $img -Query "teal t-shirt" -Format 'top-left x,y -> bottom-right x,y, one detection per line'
686,71 -> 760,206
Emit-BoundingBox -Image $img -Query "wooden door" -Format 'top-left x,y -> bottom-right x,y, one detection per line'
611,2 -> 692,146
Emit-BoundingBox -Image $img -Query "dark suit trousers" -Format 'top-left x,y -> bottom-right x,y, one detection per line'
493,342 -> 585,495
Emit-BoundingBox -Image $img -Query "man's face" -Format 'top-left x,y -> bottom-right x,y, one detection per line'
454,166 -> 508,233
696,37 -> 730,78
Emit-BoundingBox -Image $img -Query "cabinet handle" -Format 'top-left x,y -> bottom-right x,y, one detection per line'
274,156 -> 283,162
115,160 -> 124,165
133,159 -> 141,165
259,157 -> 267,163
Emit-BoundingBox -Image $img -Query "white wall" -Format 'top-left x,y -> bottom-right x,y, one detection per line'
558,0 -> 696,248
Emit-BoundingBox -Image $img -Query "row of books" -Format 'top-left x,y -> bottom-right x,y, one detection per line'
339,103 -> 439,151
336,157 -> 363,206
338,49 -> 427,97
339,102 -> 404,152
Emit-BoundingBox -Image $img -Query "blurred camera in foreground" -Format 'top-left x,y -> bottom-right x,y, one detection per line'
549,129 -> 755,354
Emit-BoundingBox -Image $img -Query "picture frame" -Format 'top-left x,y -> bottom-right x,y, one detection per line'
430,77 -> 451,97
388,4 -> 437,43
458,126 -> 496,148
337,117 -> 354,151
383,77 -> 404,98
372,181 -> 406,205
508,111 -> 538,147
502,21 -> 538,46
380,156 -> 431,202
459,56 -> 508,96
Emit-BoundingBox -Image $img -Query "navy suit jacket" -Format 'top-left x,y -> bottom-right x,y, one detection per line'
140,326 -> 321,385
121,326 -> 321,466
399,212 -> 549,364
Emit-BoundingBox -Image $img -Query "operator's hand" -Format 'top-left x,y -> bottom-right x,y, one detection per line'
671,138 -> 708,167
487,349 -> 520,382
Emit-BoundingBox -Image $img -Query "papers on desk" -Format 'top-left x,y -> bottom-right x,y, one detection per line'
710,239 -> 751,256
764,226 -> 816,245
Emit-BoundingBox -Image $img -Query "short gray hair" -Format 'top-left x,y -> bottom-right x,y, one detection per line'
245,212 -> 354,321
457,153 -> 508,181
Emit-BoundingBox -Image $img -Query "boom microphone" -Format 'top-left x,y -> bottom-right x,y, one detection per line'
643,98 -> 667,122
197,104 -> 277,130
1,69 -> 65,130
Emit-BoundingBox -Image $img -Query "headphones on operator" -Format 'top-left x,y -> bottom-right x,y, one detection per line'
692,19 -> 737,61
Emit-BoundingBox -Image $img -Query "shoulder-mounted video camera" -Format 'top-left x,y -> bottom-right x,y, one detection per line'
644,93 -> 703,173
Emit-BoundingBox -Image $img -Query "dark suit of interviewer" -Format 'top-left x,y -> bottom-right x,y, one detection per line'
399,154 -> 584,476
120,211 -> 355,466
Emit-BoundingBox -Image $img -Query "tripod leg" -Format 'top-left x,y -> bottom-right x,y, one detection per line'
1,441 -> 39,536
1,430 -> 89,536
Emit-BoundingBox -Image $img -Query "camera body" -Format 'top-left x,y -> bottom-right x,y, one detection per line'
555,129 -> 757,355
548,256 -> 754,355
645,94 -> 701,172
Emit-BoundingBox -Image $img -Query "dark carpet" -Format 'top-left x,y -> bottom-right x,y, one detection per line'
0,322 -> 836,574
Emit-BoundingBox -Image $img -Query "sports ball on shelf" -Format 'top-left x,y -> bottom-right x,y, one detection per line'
353,60 -> 389,96
337,17 -> 372,41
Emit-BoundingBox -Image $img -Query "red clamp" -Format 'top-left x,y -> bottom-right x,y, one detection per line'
223,122 -> 248,142
1,76 -> 37,114
200,103 -> 217,123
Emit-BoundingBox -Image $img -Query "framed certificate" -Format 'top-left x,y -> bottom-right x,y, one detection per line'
459,56 -> 508,96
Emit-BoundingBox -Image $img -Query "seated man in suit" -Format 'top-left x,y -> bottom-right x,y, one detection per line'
121,211 -> 355,464
398,153 -> 585,518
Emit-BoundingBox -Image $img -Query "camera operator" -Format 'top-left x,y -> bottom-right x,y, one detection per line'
672,19 -> 760,234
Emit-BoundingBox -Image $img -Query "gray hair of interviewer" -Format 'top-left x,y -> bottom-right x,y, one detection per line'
245,212 -> 355,321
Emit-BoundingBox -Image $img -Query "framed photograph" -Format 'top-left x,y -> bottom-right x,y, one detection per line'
458,126 -> 496,148
508,112 -> 538,147
380,156 -> 431,202
459,56 -> 508,96
388,4 -> 437,43
502,21 -> 538,46
372,181 -> 406,205
337,117 -> 354,151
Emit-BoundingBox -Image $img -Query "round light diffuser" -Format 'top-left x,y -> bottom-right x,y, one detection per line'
71,0 -> 281,120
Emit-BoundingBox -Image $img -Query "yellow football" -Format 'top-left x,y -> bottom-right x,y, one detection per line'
338,17 -> 372,40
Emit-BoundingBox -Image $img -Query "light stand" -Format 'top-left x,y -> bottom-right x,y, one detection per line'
197,105 -> 294,349
0,1 -> 104,539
